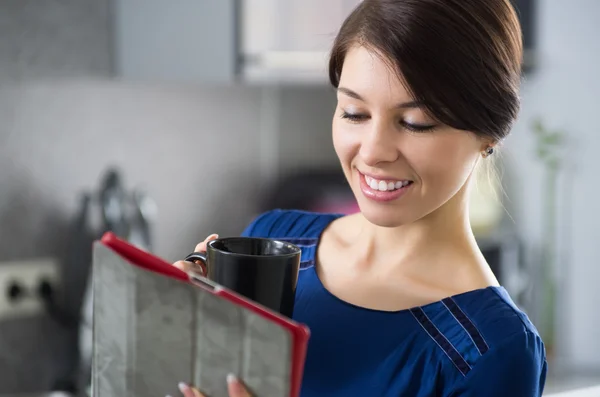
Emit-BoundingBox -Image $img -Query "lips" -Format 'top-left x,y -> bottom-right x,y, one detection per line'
358,171 -> 413,202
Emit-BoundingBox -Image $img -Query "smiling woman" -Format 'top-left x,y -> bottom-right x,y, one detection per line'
332,44 -> 492,228
328,0 -> 522,229
174,1 -> 547,396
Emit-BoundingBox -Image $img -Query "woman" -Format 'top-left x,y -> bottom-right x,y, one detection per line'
173,0 -> 547,396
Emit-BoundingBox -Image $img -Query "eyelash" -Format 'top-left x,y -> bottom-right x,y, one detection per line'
340,112 -> 437,133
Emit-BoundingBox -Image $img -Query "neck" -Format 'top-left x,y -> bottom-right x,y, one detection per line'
354,185 -> 482,272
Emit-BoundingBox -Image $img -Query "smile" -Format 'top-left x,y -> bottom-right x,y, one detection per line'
359,171 -> 414,202
364,175 -> 412,192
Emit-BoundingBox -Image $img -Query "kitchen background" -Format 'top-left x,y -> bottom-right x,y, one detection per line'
0,0 -> 598,396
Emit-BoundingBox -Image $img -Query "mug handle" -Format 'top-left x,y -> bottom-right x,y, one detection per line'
184,252 -> 208,277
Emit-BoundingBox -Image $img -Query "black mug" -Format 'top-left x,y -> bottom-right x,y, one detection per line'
184,237 -> 301,318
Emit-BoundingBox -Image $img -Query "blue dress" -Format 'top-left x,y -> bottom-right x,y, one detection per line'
242,209 -> 548,397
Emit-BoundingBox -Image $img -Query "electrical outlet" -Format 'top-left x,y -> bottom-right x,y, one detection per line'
0,258 -> 60,321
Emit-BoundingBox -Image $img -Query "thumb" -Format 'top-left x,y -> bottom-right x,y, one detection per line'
194,233 -> 219,253
227,374 -> 252,397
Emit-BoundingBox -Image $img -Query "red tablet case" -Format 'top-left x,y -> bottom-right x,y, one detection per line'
92,232 -> 310,397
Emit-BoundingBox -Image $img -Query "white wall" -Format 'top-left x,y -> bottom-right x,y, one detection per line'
0,80 -> 336,262
505,0 -> 600,370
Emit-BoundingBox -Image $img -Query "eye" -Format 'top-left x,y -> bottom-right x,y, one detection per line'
341,111 -> 369,123
401,120 -> 437,133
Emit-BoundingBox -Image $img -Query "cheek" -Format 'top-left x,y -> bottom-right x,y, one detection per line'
408,138 -> 478,188
332,119 -> 358,165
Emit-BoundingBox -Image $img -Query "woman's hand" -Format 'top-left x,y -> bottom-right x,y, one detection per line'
171,236 -> 253,396
172,234 -> 219,276
173,374 -> 252,397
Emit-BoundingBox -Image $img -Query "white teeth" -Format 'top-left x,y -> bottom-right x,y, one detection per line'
364,174 -> 411,192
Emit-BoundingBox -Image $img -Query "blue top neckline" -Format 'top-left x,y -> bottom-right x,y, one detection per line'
308,264 -> 507,315
305,211 -> 507,315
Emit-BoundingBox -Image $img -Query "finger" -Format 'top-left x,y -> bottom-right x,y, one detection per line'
173,259 -> 206,277
227,374 -> 252,397
177,382 -> 204,397
194,233 -> 219,253
172,260 -> 193,273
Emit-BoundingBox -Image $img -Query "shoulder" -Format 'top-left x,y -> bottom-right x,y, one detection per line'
443,286 -> 542,348
423,287 -> 548,396
447,329 -> 547,396
241,209 -> 343,240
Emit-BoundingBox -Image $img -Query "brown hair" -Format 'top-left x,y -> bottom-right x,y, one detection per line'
329,0 -> 523,142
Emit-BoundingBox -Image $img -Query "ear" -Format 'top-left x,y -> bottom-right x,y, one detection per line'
479,139 -> 498,159
479,137 -> 498,151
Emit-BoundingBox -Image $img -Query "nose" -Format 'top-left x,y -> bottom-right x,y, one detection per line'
359,121 -> 399,166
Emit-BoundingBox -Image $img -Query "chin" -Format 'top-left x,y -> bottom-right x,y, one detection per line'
356,200 -> 415,228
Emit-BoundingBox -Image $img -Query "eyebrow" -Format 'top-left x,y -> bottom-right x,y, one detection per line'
337,87 -> 424,109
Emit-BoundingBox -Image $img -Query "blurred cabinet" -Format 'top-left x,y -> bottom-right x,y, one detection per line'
240,0 -> 361,83
113,0 -> 360,85
0,0 -> 112,83
113,0 -> 237,84
0,0 -> 360,85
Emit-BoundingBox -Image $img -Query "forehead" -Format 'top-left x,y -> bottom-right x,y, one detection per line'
338,45 -> 413,103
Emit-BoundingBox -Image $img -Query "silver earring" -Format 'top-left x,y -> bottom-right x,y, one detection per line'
482,146 -> 494,158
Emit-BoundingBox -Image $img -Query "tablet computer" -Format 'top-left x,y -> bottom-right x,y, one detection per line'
92,232 -> 310,397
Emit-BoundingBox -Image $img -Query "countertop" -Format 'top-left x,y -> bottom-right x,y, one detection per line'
5,375 -> 600,397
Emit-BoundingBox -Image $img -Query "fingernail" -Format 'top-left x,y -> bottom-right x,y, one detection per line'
178,382 -> 188,393
226,373 -> 238,385
173,262 -> 183,270
206,233 -> 219,241
227,373 -> 244,393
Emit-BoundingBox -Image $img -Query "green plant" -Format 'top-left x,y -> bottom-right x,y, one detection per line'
531,117 -> 566,353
